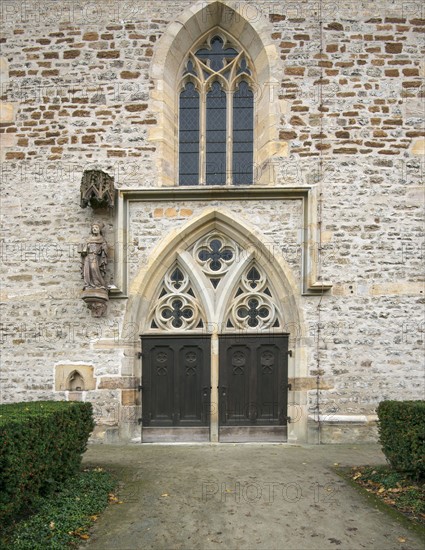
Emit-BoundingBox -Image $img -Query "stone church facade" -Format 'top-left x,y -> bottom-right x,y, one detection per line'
1,0 -> 423,443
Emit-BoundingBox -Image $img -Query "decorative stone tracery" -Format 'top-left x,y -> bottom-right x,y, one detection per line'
192,232 -> 238,287
148,231 -> 282,332
149,265 -> 205,331
226,265 -> 279,330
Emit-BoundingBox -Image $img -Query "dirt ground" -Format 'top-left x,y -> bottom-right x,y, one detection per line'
81,443 -> 424,550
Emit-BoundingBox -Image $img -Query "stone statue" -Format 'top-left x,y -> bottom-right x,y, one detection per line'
80,222 -> 109,317
80,222 -> 108,289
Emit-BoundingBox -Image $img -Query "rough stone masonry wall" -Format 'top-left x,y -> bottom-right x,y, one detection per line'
0,0 -> 423,442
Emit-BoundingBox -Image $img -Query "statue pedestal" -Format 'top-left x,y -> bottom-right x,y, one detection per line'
81,288 -> 109,317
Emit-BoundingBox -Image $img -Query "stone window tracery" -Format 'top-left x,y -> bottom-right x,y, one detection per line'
179,32 -> 254,186
192,232 -> 239,287
148,234 -> 282,333
149,265 -> 205,331
226,264 -> 279,330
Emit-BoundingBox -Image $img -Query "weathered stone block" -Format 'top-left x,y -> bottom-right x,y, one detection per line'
0,103 -> 15,123
98,377 -> 137,390
121,390 -> 139,406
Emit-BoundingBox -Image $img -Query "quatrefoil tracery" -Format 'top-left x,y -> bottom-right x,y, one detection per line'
149,265 -> 204,331
148,235 -> 282,332
193,232 -> 238,279
227,264 -> 279,330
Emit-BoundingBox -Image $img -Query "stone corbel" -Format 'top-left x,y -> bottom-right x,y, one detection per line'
81,288 -> 109,317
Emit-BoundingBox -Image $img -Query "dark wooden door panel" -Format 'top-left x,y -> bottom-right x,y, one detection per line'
142,337 -> 210,428
256,344 -> 280,424
178,344 -> 209,425
219,335 -> 288,429
145,344 -> 174,426
220,344 -> 251,424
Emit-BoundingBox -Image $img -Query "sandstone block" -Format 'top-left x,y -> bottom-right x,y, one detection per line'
412,138 -> 425,155
98,377 -> 137,389
0,103 -> 15,123
385,42 -> 403,53
121,390 -> 138,406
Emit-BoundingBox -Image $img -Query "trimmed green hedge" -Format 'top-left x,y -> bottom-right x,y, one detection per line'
0,401 -> 95,524
377,400 -> 425,479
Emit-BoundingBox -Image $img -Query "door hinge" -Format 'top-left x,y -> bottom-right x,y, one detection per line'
287,350 -> 293,357
137,352 -> 143,359
138,417 -> 143,425
138,385 -> 143,392
286,416 -> 292,423
287,383 -> 292,391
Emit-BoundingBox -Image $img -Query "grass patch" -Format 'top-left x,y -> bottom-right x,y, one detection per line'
339,465 -> 425,537
0,468 -> 116,549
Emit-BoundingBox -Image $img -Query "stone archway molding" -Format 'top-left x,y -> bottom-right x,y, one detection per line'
124,206 -> 310,442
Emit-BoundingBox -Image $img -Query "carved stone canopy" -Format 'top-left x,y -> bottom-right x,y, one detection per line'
80,170 -> 115,209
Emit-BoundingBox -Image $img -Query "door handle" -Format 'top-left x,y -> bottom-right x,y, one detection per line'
202,386 -> 211,397
218,385 -> 227,397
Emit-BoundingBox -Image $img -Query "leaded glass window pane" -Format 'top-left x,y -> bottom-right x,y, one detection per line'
206,81 -> 226,185
179,83 -> 199,185
233,81 -> 253,185
178,33 -> 255,186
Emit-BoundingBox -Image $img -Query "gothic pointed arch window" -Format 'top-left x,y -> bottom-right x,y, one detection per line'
178,32 -> 255,186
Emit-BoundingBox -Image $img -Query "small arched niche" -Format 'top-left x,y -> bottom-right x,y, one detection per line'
54,364 -> 96,392
67,370 -> 85,391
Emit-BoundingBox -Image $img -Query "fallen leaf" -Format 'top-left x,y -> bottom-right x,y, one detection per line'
353,472 -> 362,480
79,534 -> 90,540
397,537 -> 406,543
161,493 -> 169,497
378,487 -> 385,493
49,521 -> 55,529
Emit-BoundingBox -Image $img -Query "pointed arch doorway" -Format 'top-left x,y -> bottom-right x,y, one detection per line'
135,210 -> 296,443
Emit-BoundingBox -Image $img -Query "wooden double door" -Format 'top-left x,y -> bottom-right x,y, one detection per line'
141,334 -> 288,442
